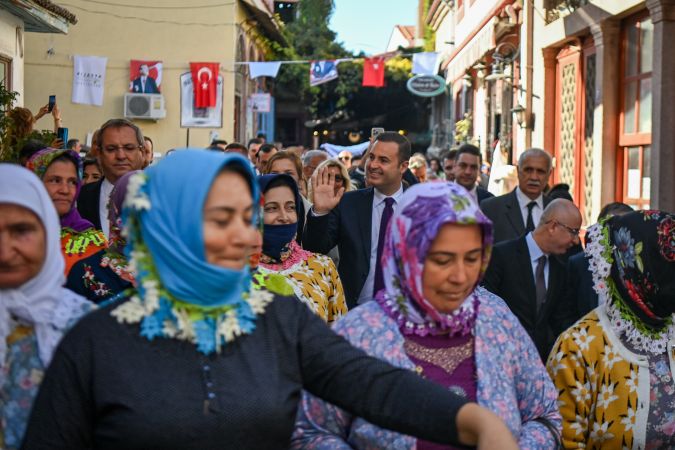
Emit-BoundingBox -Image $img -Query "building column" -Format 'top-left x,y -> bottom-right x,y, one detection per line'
590,19 -> 620,218
541,47 -> 558,156
647,0 -> 675,211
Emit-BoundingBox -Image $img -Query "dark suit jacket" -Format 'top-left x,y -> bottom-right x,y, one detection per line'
476,187 -> 494,204
131,76 -> 159,94
482,236 -> 575,360
77,179 -> 103,230
564,252 -> 597,319
302,188 -> 375,309
480,189 -> 551,244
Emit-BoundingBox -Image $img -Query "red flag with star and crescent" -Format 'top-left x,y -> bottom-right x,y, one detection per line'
362,57 -> 385,88
190,62 -> 219,108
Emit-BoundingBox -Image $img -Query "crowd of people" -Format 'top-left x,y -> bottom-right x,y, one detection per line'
1,111 -> 674,449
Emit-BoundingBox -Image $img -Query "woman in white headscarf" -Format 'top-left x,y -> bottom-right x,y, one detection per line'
0,164 -> 93,449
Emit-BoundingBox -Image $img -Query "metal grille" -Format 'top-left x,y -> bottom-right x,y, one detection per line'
583,55 -> 596,225
559,64 -> 577,194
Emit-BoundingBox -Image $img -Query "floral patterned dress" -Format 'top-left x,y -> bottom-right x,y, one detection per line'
1,300 -> 94,449
291,288 -> 561,449
547,304 -> 675,449
61,227 -> 107,276
258,241 -> 347,324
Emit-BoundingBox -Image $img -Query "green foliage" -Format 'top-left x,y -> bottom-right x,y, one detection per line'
453,113 -> 473,146
0,81 -> 19,161
0,82 -> 56,162
270,0 -> 431,146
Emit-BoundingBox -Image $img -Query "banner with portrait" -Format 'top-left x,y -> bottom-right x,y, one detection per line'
179,72 -> 223,128
129,60 -> 163,94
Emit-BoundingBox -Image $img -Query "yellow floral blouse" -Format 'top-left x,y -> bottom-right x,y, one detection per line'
258,242 -> 347,324
547,305 -> 675,449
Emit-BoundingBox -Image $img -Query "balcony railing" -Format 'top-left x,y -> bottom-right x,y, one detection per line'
544,0 -> 590,24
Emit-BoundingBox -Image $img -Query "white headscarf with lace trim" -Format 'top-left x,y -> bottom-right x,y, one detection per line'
0,164 -> 92,379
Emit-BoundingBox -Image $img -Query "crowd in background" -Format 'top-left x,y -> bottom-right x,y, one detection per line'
1,104 -> 674,449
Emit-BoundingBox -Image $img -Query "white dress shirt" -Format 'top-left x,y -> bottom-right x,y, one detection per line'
357,184 -> 404,305
525,232 -> 549,288
515,187 -> 544,229
99,178 -> 114,238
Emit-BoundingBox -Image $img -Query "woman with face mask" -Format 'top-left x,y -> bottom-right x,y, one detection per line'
548,210 -> 675,449
257,174 -> 346,323
22,150 -> 519,450
292,182 -> 561,449
0,165 -> 93,449
25,148 -> 106,275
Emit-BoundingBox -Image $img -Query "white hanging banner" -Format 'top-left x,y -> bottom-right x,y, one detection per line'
71,55 -> 107,106
248,62 -> 282,79
412,52 -> 440,75
180,72 -> 223,128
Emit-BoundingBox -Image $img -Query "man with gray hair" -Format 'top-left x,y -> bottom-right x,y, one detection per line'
77,118 -> 146,235
302,150 -> 328,180
483,199 -> 582,360
480,148 -> 553,243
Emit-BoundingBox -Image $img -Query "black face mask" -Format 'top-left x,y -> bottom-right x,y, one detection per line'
262,222 -> 297,261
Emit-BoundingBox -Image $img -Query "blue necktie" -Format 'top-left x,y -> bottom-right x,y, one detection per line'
373,197 -> 395,297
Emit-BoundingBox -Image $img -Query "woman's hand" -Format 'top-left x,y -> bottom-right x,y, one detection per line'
456,403 -> 518,450
311,166 -> 344,215
51,104 -> 62,133
34,104 -> 50,120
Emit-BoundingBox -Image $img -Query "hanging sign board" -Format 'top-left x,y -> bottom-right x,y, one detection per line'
249,93 -> 272,113
406,74 -> 446,97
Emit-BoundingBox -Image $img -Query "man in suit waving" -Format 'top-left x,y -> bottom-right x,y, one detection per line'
480,148 -> 552,243
303,132 -> 410,309
482,199 -> 582,360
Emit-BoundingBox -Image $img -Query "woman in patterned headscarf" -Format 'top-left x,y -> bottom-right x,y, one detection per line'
292,182 -> 561,449
26,148 -> 106,274
548,210 -> 675,449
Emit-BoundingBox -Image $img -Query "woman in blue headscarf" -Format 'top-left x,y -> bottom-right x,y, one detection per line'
256,174 -> 346,323
22,150 -> 518,450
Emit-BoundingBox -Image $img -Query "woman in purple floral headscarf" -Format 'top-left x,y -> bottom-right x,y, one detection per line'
26,148 -> 106,275
292,182 -> 561,450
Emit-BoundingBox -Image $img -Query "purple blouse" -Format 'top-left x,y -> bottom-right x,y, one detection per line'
404,333 -> 476,450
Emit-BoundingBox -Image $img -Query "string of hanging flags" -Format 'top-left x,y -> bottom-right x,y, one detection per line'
237,52 -> 440,88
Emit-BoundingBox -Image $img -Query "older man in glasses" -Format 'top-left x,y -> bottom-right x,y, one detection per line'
482,199 -> 582,362
77,118 -> 146,236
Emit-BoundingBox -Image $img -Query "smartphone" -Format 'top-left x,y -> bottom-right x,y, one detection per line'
48,95 -> 56,112
57,127 -> 68,149
371,127 -> 384,139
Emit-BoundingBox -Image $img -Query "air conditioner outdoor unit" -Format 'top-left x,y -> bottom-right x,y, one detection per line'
124,93 -> 166,120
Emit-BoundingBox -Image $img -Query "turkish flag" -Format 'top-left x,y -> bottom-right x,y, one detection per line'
363,57 -> 385,88
190,62 -> 219,108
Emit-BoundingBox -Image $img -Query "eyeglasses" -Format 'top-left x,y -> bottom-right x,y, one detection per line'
102,144 -> 143,155
547,220 -> 580,237
333,175 -> 344,183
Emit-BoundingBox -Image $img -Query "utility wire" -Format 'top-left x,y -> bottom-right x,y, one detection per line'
81,0 -> 235,9
60,3 -> 236,26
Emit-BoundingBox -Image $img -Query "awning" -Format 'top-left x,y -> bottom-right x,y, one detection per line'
443,17 -> 497,83
0,0 -> 76,33
239,0 -> 287,46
